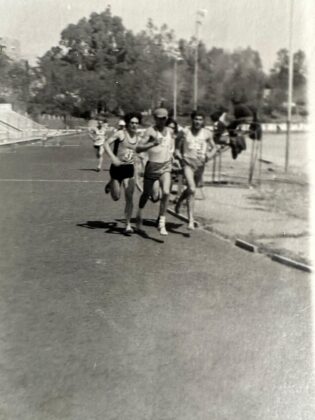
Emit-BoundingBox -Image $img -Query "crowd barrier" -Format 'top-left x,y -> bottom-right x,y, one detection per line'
0,128 -> 84,145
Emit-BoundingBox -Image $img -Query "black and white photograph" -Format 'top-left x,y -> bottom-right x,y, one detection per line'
0,0 -> 314,419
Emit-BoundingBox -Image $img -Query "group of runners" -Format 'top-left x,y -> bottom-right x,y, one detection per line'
88,107 -> 217,236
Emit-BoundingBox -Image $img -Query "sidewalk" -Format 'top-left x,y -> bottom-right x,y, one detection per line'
171,149 -> 312,268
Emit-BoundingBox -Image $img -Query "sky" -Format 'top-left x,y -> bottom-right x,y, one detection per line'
0,0 -> 313,71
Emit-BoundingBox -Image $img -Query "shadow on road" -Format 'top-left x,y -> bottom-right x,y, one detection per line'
77,220 -> 165,243
77,220 -> 127,236
115,218 -> 191,239
78,168 -> 109,172
167,223 -> 191,238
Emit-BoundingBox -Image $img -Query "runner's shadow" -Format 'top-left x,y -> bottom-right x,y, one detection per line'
77,220 -> 164,242
166,222 -> 191,238
77,221 -> 127,236
114,218 -> 165,243
115,218 -> 187,240
133,228 -> 165,244
136,219 -> 190,237
78,168 -> 109,172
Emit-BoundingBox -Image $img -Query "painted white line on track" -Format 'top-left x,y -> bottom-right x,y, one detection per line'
0,179 -> 105,183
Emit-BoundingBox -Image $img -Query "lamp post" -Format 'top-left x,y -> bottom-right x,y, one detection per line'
173,58 -> 178,120
193,9 -> 207,110
285,0 -> 294,172
172,53 -> 183,120
166,46 -> 182,120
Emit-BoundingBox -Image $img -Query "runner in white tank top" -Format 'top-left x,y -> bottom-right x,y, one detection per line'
88,118 -> 107,172
175,110 -> 217,230
135,108 -> 175,236
104,113 -> 142,234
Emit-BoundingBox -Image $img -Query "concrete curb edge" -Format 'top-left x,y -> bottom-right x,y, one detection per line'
168,207 -> 313,274
271,254 -> 312,273
235,239 -> 258,253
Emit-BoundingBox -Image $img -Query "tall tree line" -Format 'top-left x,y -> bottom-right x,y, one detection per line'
0,7 -> 307,120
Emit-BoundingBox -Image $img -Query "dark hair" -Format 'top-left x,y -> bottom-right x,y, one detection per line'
191,110 -> 205,120
166,117 -> 178,134
124,112 -> 142,125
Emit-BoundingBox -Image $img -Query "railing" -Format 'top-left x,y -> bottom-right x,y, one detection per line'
0,128 -> 85,145
0,110 -> 45,130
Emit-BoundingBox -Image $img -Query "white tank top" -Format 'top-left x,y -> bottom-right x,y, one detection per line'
182,127 -> 210,161
145,127 -> 174,163
114,130 -> 139,164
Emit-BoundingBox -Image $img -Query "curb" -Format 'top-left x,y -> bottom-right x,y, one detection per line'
235,239 -> 258,253
271,254 -> 312,273
168,207 -> 312,274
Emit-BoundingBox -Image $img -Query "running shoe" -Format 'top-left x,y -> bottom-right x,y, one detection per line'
188,220 -> 195,230
158,216 -> 168,236
159,225 -> 168,236
124,225 -> 134,234
104,182 -> 111,194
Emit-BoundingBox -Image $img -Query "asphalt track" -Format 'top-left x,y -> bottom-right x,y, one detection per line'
0,134 -> 313,420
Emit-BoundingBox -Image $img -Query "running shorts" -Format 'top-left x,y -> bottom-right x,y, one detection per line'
144,160 -> 172,180
110,164 -> 134,182
182,157 -> 206,187
93,145 -> 104,158
182,156 -> 206,171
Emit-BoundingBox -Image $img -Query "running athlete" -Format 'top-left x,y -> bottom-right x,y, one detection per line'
104,113 -> 142,234
135,108 -> 174,236
104,119 -> 128,193
175,110 -> 217,230
88,117 -> 107,172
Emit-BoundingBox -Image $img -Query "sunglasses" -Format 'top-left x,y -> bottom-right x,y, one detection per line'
130,120 -> 139,125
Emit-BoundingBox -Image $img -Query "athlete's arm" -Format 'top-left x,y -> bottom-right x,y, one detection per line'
136,128 -> 161,153
104,132 -> 123,166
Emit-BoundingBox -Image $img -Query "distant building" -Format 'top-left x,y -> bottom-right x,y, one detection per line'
0,37 -> 21,61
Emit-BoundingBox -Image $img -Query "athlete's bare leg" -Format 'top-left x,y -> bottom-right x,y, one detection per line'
123,177 -> 135,232
97,146 -> 104,172
181,165 -> 196,229
137,178 -> 154,229
158,172 -> 171,217
157,171 -> 171,235
110,179 -> 121,201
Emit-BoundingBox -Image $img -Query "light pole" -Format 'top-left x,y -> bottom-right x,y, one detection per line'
166,46 -> 182,120
285,0 -> 294,172
172,53 -> 183,120
173,58 -> 178,120
193,9 -> 207,110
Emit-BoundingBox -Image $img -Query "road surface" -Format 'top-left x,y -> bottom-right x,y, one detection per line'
0,134 -> 313,420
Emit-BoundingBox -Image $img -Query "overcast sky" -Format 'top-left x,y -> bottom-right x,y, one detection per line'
0,0 -> 312,71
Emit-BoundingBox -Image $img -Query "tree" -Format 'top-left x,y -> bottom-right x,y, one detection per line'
267,49 -> 307,113
31,7 -> 307,120
0,51 -> 33,111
